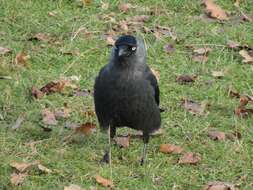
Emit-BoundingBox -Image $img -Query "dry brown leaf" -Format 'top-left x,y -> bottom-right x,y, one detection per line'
37,164 -> 52,174
211,71 -> 224,78
131,15 -> 149,22
106,36 -> 115,46
227,86 -> 240,98
239,96 -> 249,107
181,99 -> 206,115
164,44 -> 175,54
193,47 -> 212,55
234,107 -> 253,118
0,46 -> 12,55
40,80 -> 68,94
239,50 -> 253,63
159,144 -> 183,154
234,0 -> 240,7
10,162 -> 33,173
226,131 -> 242,141
118,3 -> 132,12
42,108 -> 58,125
178,152 -> 201,164
82,0 -> 92,6
29,33 -> 51,42
227,40 -> 240,49
31,86 -> 44,99
203,181 -> 237,190
64,184 -> 84,190
15,52 -> 30,65
12,113 -> 26,130
75,122 -> 96,135
208,129 -> 226,141
10,173 -> 27,186
192,55 -> 208,62
176,75 -> 197,84
115,136 -> 130,148
54,103 -> 71,119
150,68 -> 160,81
203,0 -> 228,20
95,175 -> 114,188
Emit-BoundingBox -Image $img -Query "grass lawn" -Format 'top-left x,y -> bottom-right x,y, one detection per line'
0,0 -> 253,189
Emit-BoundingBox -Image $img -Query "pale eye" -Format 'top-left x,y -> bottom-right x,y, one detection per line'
131,46 -> 136,51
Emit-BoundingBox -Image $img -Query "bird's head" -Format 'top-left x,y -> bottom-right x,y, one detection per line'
114,35 -> 137,59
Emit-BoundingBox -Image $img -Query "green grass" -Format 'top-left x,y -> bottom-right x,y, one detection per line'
1,0 -> 253,189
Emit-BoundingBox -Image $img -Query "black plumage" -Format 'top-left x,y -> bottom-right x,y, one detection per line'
94,35 -> 161,164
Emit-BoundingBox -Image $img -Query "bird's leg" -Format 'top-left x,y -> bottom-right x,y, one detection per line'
100,127 -> 110,164
140,133 -> 149,165
100,125 -> 116,164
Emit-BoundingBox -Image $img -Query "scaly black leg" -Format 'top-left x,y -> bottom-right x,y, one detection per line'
140,133 -> 149,165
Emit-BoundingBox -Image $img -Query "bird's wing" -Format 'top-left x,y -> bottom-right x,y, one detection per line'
144,67 -> 160,106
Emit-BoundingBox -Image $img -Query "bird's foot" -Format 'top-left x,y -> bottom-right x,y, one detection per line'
140,157 -> 145,166
100,151 -> 109,164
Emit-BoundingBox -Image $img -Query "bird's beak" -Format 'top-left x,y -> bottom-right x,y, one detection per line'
118,46 -> 128,57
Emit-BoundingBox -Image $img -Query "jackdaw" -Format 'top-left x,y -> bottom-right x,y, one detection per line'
94,35 -> 161,165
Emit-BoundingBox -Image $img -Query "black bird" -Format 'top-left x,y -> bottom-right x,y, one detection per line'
94,35 -> 161,165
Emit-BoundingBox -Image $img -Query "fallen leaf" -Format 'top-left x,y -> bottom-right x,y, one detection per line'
227,86 -> 240,98
118,3 -> 132,12
95,175 -> 114,188
239,50 -> 253,63
10,162 -> 33,173
178,152 -> 201,164
203,0 -> 229,20
193,47 -> 212,55
0,46 -> 12,55
234,107 -> 253,118
29,33 -> 51,42
106,35 -> 115,46
192,55 -> 208,62
164,44 -> 175,54
181,99 -> 206,115
10,173 -> 27,186
131,15 -> 150,22
12,113 -> 26,130
159,144 -> 183,154
208,129 -> 226,140
150,68 -> 160,81
75,122 -> 96,135
176,75 -> 197,84
234,0 -> 240,7
15,52 -> 30,65
227,40 -> 240,49
40,80 -> 68,94
211,71 -> 224,78
153,25 -> 177,40
42,108 -> 58,125
226,131 -> 242,141
239,96 -> 249,107
54,103 -> 71,119
37,164 -> 52,174
82,0 -> 92,6
64,184 -> 84,190
203,181 -> 237,190
31,86 -> 44,99
101,2 -> 109,10
115,136 -> 130,148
